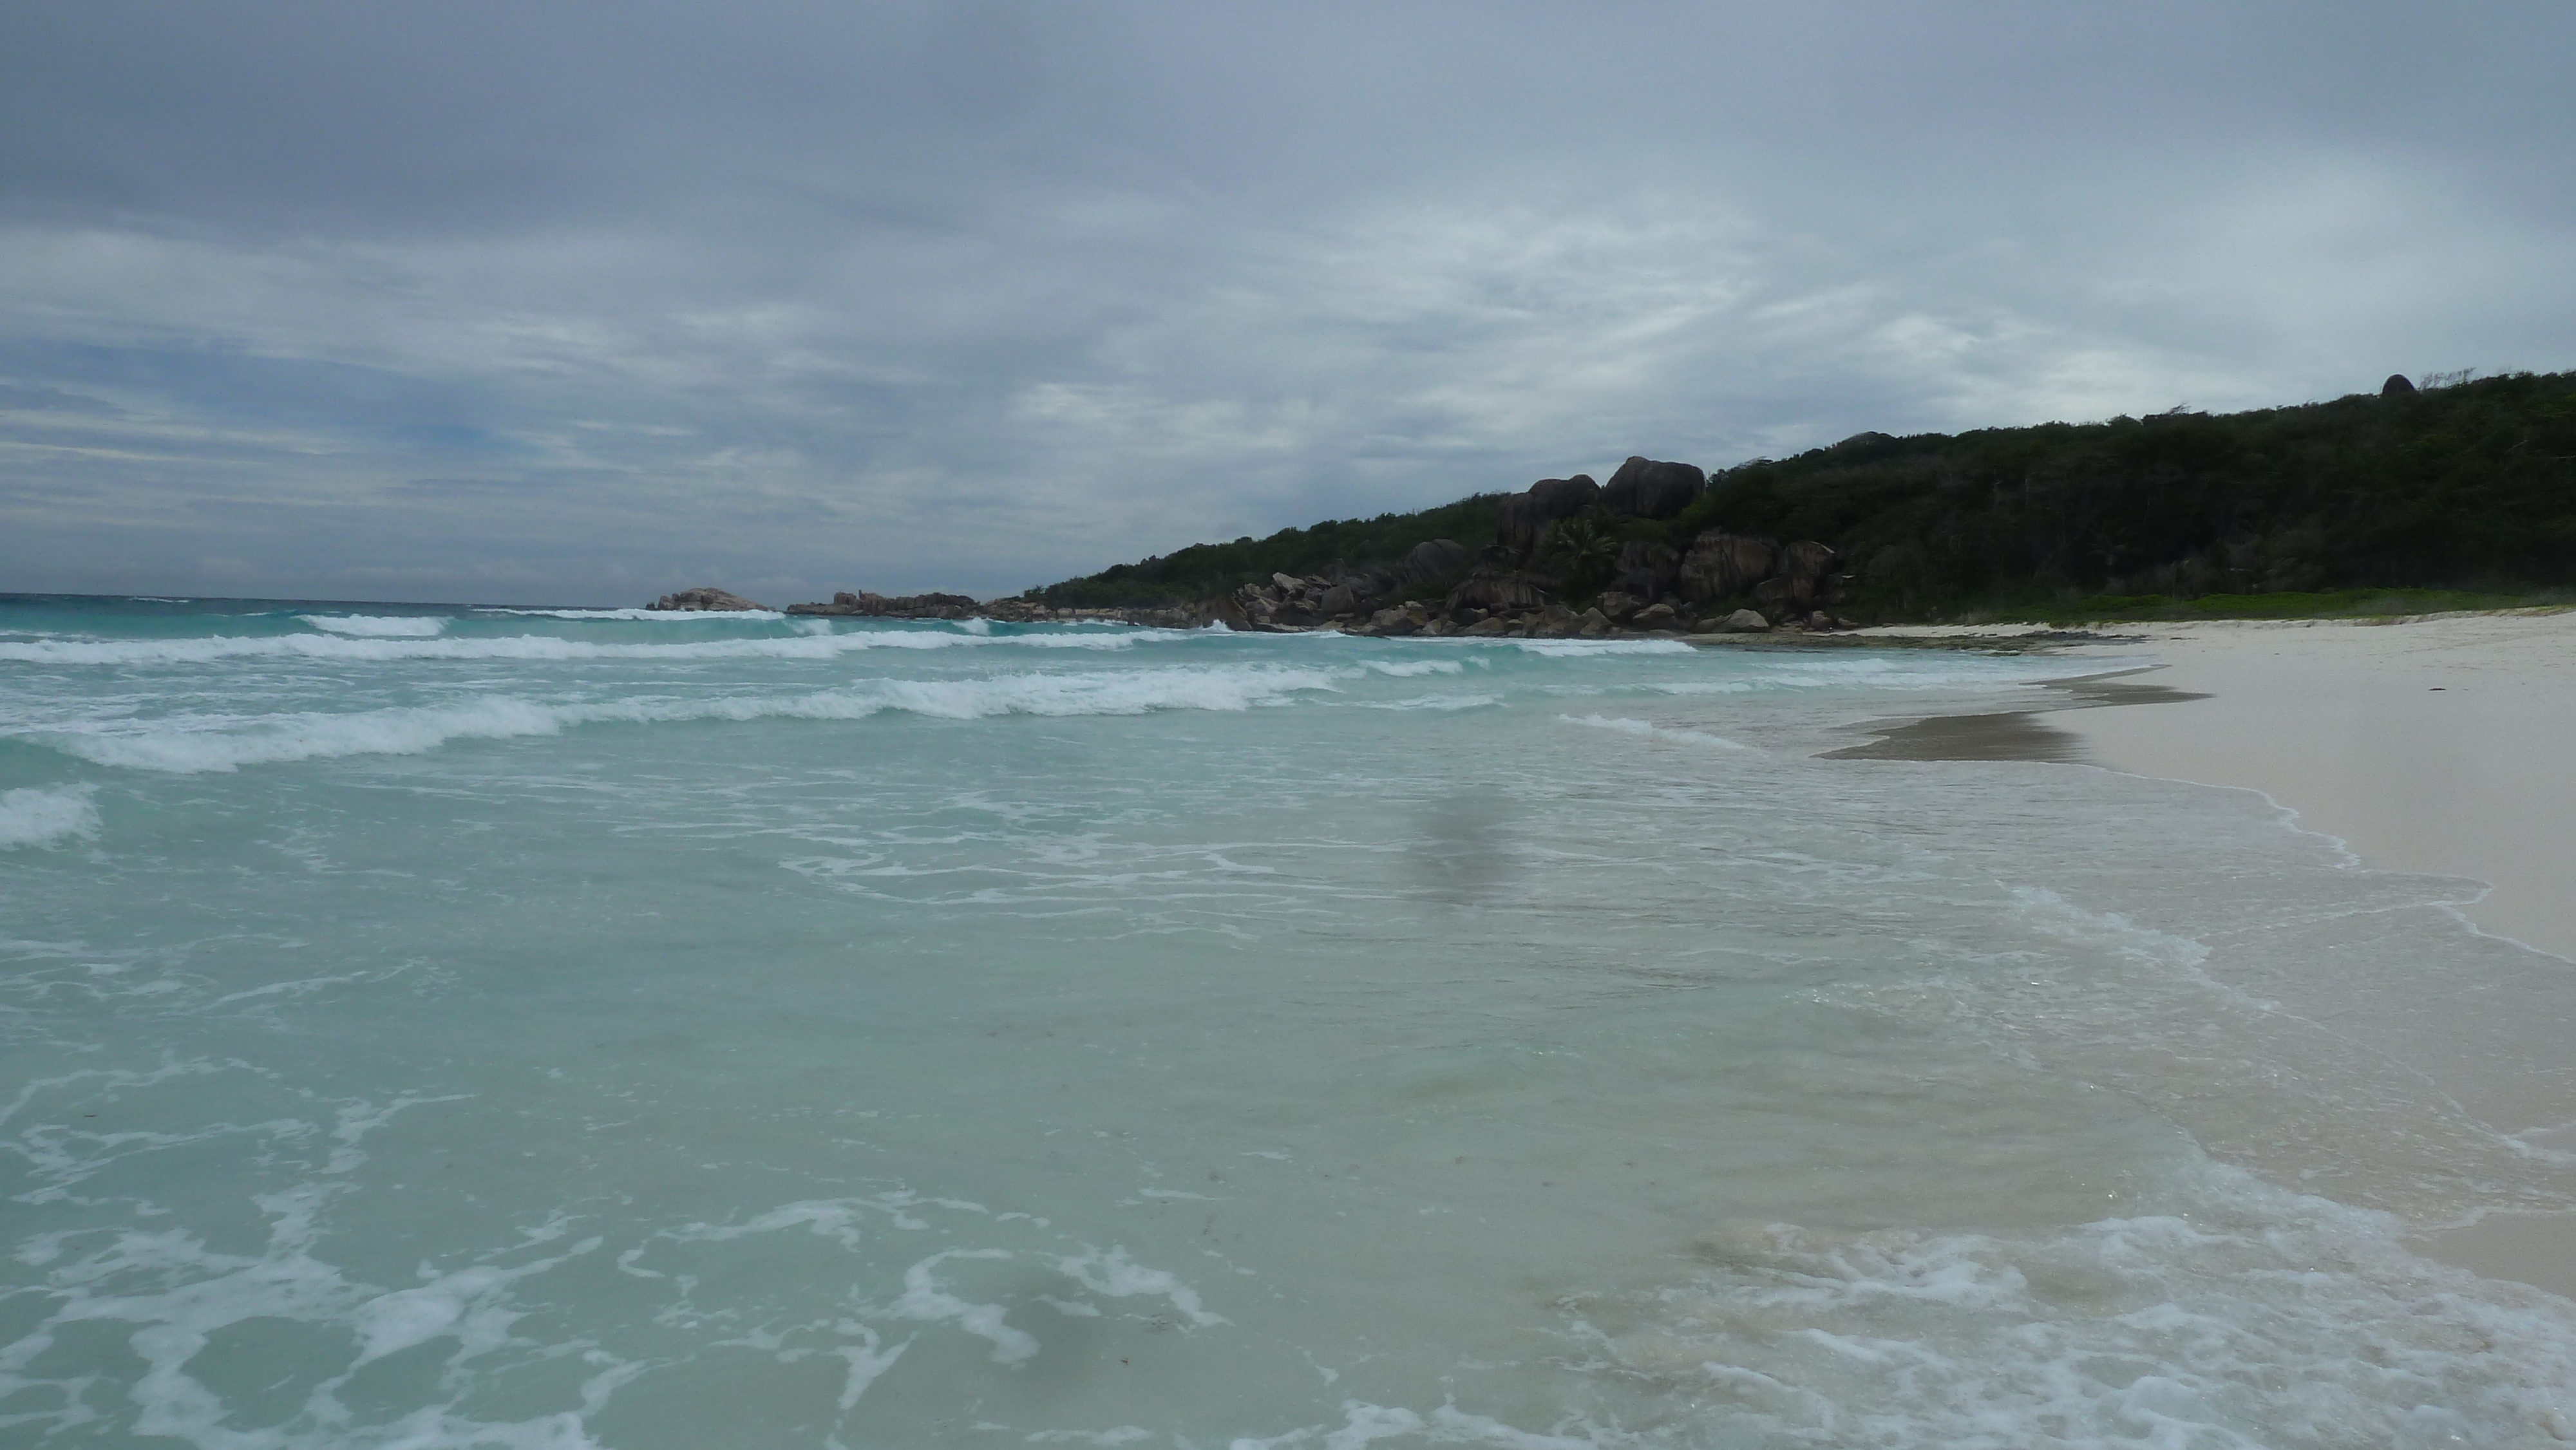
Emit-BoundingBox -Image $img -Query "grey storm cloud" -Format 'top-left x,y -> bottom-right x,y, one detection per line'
2,1 -> 2571,604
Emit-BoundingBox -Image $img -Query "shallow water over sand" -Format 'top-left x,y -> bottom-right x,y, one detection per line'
4,597 -> 2572,1447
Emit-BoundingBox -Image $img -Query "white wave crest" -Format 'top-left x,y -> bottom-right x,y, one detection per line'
1509,638 -> 1696,657
2010,885 -> 2212,970
0,628 -> 1189,666
1357,659 -> 1466,677
1562,714 -> 1752,749
0,784 -> 100,848
50,665 -> 1350,773
296,614 -> 450,637
1350,693 -> 1501,711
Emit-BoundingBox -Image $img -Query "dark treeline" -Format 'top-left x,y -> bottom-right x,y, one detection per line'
1029,371 -> 2576,618
1030,494 -> 1503,610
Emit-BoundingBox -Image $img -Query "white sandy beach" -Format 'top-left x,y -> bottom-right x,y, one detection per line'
2056,612 -> 2576,963
1861,610 -> 2576,1297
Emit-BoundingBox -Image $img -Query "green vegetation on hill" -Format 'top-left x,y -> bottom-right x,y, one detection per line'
1028,494 -> 1502,609
1028,372 -> 2576,619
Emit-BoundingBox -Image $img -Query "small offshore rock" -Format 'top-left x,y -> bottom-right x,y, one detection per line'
649,587 -> 768,612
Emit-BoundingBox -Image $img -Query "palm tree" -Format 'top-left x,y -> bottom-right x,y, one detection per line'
1542,512 -> 1618,590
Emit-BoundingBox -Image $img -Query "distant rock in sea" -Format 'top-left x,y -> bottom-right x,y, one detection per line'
648,587 -> 769,612
787,589 -> 983,620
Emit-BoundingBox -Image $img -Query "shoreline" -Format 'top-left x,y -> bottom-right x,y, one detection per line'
1841,610 -> 2576,963
1836,610 -> 2576,1301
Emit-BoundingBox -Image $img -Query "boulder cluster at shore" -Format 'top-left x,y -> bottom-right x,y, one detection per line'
648,455 -> 1853,637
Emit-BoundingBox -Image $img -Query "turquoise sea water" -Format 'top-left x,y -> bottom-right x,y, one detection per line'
3,596 -> 2573,1448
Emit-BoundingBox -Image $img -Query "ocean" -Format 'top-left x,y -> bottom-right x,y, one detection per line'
3,595 -> 2571,1449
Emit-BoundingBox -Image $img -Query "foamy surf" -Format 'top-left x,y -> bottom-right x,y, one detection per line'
0,784 -> 98,848
1564,1163 -> 2576,1449
296,613 -> 450,637
0,626 -> 1188,666
43,664 -> 1358,771
1561,712 -> 1753,749
1505,637 -> 1697,657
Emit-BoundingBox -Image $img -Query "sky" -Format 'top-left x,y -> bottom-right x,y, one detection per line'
3,1 -> 2571,606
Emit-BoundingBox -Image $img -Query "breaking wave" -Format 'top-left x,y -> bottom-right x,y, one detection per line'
45,665 -> 1355,772
1506,638 -> 1696,657
0,628 -> 1195,666
296,614 -> 450,637
0,784 -> 99,848
1560,713 -> 1752,749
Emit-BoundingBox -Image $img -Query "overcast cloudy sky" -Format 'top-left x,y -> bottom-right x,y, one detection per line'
3,2 -> 2570,605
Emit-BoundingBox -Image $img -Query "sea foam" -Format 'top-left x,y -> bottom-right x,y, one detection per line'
296,614 -> 450,637
1561,713 -> 1752,749
0,628 -> 1188,666
1506,638 -> 1697,657
46,664 -> 1355,772
0,785 -> 99,848
1562,1167 -> 2576,1449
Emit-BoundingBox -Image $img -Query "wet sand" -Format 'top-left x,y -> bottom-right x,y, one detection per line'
1843,611 -> 2576,1299
1820,676 -> 2205,763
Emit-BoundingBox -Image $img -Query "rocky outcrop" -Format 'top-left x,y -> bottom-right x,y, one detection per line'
1600,457 -> 1705,520
1776,540 -> 1843,613
1678,533 -> 1779,601
1496,476 -> 1600,553
649,587 -> 769,612
776,589 -> 1202,628
1399,537 -> 1474,583
1611,540 -> 1680,599
2382,373 -> 2418,398
1203,540 -> 1479,633
749,444 -> 1870,641
1096,507 -> 1846,638
788,590 -> 981,619
1443,567 -> 1552,616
